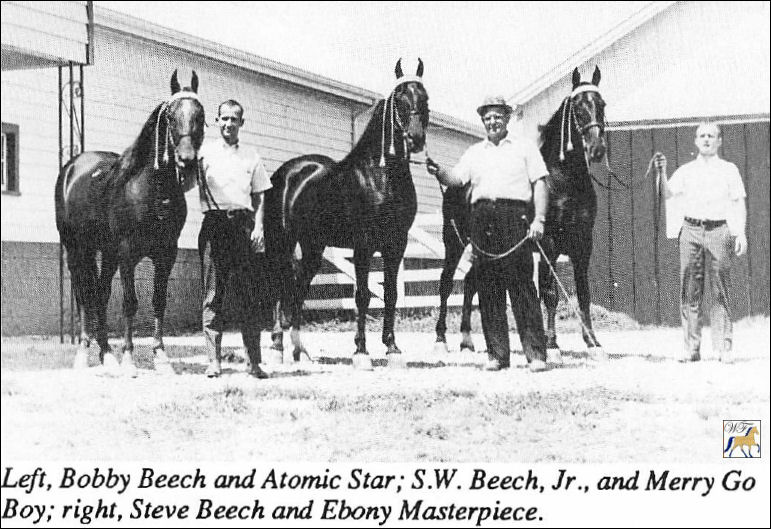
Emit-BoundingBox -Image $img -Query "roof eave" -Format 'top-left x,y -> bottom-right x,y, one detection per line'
511,1 -> 677,105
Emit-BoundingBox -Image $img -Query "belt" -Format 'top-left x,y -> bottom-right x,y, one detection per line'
684,217 -> 726,229
473,198 -> 529,207
205,208 -> 252,219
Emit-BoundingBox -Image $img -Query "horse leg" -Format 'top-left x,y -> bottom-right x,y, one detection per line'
539,238 -> 562,363
150,248 -> 177,374
270,301 -> 284,352
352,247 -> 374,370
434,237 -> 462,353
288,243 -> 323,363
573,250 -> 605,360
95,250 -> 120,372
459,263 -> 477,353
262,301 -> 285,364
67,246 -> 96,369
270,247 -> 291,353
382,243 -> 407,368
118,254 -> 140,377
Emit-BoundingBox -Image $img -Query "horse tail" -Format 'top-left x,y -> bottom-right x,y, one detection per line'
55,158 -> 75,235
724,437 -> 734,453
265,160 -> 298,317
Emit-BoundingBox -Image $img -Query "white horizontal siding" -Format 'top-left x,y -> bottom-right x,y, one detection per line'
1,1 -> 88,65
1,24 -> 479,249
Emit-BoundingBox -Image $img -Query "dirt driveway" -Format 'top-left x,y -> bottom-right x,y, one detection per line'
1,319 -> 768,462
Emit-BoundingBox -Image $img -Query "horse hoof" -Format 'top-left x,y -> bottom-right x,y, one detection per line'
588,346 -> 608,362
154,360 -> 175,375
352,353 -> 374,371
282,348 -> 296,364
103,352 -> 120,371
546,348 -> 563,364
121,358 -> 138,378
386,353 -> 407,369
297,349 -> 314,364
459,342 -> 476,354
433,341 -> 450,355
264,348 -> 284,365
73,350 -> 89,370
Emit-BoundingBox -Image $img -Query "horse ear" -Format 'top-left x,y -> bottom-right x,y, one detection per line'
592,66 -> 601,86
395,58 -> 404,79
571,68 -> 581,88
416,57 -> 424,77
191,71 -> 199,93
171,69 -> 181,95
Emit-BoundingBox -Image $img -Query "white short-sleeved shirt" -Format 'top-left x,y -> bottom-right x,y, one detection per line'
667,156 -> 746,235
198,139 -> 272,212
450,135 -> 548,203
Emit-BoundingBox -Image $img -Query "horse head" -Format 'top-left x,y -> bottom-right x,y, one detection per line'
166,70 -> 206,183
392,58 -> 429,154
569,66 -> 606,163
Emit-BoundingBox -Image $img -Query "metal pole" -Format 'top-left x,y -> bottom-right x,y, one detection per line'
58,66 -> 64,343
69,61 -> 76,344
80,64 -> 85,154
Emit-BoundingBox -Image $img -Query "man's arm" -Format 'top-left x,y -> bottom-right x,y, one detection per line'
730,198 -> 747,256
528,177 -> 548,240
250,192 -> 265,253
426,157 -> 465,187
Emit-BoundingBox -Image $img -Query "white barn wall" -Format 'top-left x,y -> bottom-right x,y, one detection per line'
2,23 -> 481,247
516,1 -> 771,142
0,68 -> 60,242
1,1 -> 89,66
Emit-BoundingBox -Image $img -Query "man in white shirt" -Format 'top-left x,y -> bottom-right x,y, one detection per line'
198,99 -> 273,378
655,122 -> 747,363
428,96 -> 549,372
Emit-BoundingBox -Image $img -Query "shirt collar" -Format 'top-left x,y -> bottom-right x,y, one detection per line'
696,154 -> 720,165
483,135 -> 513,148
221,138 -> 239,149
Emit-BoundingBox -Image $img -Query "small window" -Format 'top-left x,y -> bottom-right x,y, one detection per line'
2,123 -> 19,193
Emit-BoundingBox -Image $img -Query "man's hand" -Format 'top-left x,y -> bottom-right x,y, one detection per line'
650,152 -> 667,175
426,156 -> 441,178
734,233 -> 747,256
251,226 -> 265,253
528,218 -> 545,241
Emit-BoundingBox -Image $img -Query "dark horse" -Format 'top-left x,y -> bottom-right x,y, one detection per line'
265,59 -> 429,369
435,67 -> 607,360
55,71 -> 205,375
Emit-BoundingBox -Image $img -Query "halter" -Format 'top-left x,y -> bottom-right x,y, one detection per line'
379,77 -> 425,167
558,84 -> 604,162
153,91 -> 203,171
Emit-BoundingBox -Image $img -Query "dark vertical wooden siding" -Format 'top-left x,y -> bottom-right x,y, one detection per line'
593,120 -> 770,325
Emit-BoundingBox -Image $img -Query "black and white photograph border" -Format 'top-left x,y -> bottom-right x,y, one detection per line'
1,1 -> 769,522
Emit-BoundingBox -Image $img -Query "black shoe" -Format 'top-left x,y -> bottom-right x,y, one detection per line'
484,358 -> 509,371
248,365 -> 269,379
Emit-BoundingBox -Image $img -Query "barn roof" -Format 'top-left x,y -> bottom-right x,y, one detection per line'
96,6 -> 483,139
510,1 -> 675,106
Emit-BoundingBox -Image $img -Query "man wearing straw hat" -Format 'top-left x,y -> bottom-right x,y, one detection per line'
427,95 -> 549,372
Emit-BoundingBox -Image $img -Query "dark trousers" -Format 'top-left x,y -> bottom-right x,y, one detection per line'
471,199 -> 547,365
199,210 -> 268,364
679,222 -> 734,354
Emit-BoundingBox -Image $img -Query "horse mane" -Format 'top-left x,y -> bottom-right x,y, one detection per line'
113,102 -> 166,185
344,98 -> 387,164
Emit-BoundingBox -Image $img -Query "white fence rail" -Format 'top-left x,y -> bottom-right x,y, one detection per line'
304,213 -> 567,310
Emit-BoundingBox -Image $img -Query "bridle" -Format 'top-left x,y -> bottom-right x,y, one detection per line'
154,90 -> 205,186
380,76 -> 428,167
